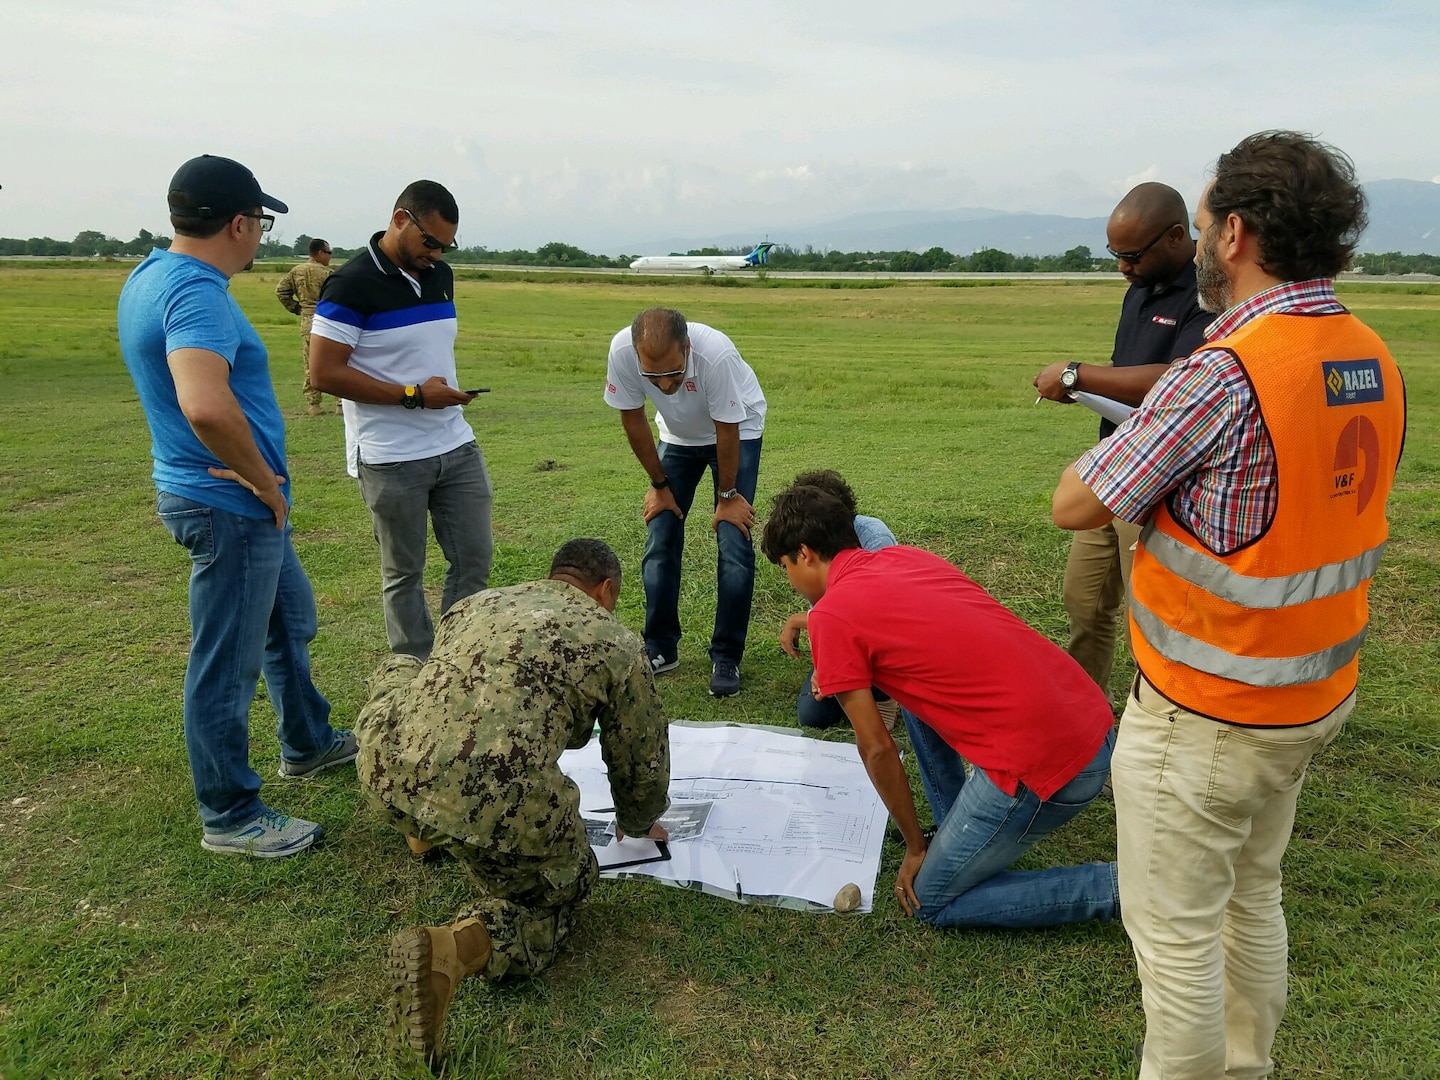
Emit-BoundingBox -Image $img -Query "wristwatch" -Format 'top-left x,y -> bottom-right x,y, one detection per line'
1059,362 -> 1081,391
402,384 -> 423,409
651,476 -> 670,490
718,487 -> 739,500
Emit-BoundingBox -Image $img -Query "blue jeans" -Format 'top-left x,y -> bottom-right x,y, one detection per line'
158,493 -> 338,831
356,441 -> 493,659
905,708 -> 1118,928
642,438 -> 761,666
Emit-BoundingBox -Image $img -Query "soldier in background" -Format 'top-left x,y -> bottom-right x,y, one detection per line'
356,538 -> 671,1066
274,238 -> 335,415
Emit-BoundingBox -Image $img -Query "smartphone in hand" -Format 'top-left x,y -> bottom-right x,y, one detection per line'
463,388 -> 490,394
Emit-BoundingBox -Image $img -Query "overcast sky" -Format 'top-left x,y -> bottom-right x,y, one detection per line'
3,0 -> 1438,253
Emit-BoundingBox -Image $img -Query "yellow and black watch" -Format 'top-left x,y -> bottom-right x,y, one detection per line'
402,384 -> 423,409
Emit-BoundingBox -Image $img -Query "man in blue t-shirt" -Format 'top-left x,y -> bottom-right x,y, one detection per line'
775,471 -> 899,729
117,155 -> 357,858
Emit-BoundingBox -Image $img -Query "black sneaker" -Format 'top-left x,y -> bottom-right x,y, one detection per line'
709,662 -> 740,697
646,649 -> 679,675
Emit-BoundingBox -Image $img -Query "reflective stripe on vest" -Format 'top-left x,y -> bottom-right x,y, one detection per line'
1139,523 -> 1387,610
1130,596 -> 1368,687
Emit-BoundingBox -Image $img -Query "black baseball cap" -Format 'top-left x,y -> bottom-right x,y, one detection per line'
167,154 -> 288,219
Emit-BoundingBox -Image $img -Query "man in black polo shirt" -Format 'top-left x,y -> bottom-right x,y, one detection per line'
1032,182 -> 1208,702
310,181 -> 492,660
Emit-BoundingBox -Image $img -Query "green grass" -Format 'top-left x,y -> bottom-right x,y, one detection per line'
1,268 -> 1437,1079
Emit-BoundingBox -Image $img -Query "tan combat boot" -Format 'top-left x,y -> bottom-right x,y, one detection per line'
386,917 -> 492,1065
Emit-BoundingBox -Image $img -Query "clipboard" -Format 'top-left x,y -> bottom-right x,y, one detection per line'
595,838 -> 671,871
583,814 -> 672,870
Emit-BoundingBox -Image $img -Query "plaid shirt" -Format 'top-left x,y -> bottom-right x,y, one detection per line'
1074,279 -> 1347,554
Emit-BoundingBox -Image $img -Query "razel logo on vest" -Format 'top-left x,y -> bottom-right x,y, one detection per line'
1150,315 -> 1177,326
685,380 -> 697,392
1322,359 -> 1384,405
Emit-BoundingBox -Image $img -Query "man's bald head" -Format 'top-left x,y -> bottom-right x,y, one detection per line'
630,307 -> 691,395
1111,183 -> 1188,234
631,307 -> 689,353
1106,182 -> 1194,288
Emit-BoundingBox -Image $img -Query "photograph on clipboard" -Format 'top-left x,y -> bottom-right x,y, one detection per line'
581,815 -> 672,871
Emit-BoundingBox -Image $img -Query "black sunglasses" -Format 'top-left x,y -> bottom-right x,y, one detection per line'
240,212 -> 275,234
402,208 -> 459,253
1106,224 -> 1178,264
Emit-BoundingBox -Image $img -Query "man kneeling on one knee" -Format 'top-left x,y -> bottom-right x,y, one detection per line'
761,480 -> 1118,928
356,539 -> 671,1065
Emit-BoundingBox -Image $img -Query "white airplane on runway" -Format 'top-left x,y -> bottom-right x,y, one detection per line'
629,242 -> 774,272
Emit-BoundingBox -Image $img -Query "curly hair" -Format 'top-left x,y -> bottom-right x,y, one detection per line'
759,485 -> 860,564
790,470 -> 858,516
1206,131 -> 1366,281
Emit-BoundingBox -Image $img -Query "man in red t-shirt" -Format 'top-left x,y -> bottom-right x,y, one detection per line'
760,481 -> 1118,926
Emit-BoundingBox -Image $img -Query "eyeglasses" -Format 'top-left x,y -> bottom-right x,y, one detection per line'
402,208 -> 459,253
1106,224 -> 1178,264
240,212 -> 275,233
641,367 -> 687,381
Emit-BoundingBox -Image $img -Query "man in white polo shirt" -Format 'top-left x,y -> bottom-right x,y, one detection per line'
604,307 -> 766,697
310,180 -> 491,660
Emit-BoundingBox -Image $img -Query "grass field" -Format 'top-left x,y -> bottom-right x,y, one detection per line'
1,266 -> 1437,1079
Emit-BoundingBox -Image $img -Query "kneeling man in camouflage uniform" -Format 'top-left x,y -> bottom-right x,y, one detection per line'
356,538 -> 671,1063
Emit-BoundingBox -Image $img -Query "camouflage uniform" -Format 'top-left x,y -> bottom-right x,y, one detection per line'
357,578 -> 670,981
275,260 -> 334,408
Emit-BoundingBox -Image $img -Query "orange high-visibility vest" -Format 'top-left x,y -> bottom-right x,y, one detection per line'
1130,311 -> 1406,726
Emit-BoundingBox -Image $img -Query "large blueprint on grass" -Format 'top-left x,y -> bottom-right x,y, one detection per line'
560,721 -> 889,913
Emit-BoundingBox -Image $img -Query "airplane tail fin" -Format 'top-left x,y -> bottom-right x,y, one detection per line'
744,241 -> 776,265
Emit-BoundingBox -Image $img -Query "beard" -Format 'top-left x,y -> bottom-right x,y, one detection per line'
1195,229 -> 1232,313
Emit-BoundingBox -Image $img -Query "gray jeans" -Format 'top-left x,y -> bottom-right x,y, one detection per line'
357,441 -> 493,658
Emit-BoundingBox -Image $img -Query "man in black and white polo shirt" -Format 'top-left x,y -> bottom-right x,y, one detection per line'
310,180 -> 492,660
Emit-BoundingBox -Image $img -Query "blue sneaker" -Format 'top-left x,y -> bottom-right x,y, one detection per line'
201,809 -> 322,858
709,662 -> 741,697
277,730 -> 359,779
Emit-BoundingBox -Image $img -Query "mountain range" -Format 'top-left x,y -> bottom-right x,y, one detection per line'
635,179 -> 1440,257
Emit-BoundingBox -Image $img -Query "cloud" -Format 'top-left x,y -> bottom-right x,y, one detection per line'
1111,165 -> 1162,194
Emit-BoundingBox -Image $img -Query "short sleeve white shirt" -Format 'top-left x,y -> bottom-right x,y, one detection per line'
603,322 -> 766,446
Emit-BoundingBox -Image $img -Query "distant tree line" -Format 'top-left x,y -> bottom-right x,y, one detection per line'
763,243 -> 1112,273
1351,251 -> 1440,275
4,232 -> 1438,276
0,229 -> 174,257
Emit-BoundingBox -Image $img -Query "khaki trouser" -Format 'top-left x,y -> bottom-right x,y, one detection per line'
376,801 -> 599,982
299,315 -> 338,409
301,331 -> 322,409
1114,677 -> 1352,1080
1063,518 -> 1142,699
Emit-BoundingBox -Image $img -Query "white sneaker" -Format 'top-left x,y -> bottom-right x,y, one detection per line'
876,699 -> 900,731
